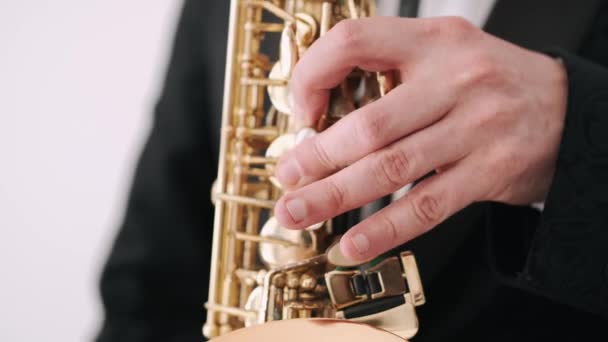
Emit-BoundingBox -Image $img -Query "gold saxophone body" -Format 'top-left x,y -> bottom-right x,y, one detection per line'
203,1 -> 425,340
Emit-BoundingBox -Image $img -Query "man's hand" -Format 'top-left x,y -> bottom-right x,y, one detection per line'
273,17 -> 567,262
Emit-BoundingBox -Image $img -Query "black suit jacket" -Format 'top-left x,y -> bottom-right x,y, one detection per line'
97,1 -> 608,341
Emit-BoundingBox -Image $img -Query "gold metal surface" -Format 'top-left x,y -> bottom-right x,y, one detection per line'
203,1 -> 426,340
211,319 -> 405,342
367,257 -> 407,300
346,300 -> 419,340
401,252 -> 426,306
325,257 -> 410,309
326,269 -> 369,309
325,253 -> 426,338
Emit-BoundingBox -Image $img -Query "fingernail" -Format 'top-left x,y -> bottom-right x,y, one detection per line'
350,234 -> 370,255
276,158 -> 301,186
285,198 -> 307,223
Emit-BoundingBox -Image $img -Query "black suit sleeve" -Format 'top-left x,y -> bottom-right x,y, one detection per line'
518,51 -> 608,317
96,1 -> 227,341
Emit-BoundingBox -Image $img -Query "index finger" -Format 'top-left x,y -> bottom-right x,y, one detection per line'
291,16 -> 416,125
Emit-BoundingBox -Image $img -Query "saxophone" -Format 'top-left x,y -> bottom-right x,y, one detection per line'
203,1 -> 425,340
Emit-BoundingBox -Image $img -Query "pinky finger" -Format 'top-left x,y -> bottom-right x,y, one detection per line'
340,160 -> 486,261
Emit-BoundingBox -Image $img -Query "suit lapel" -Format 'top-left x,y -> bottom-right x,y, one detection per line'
484,0 -> 601,51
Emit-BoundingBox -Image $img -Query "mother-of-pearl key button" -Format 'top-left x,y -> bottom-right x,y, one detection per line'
266,133 -> 296,189
259,217 -> 314,267
326,241 -> 375,268
295,13 -> 317,47
295,127 -> 317,144
280,25 -> 298,78
306,221 -> 324,231
268,62 -> 292,115
266,128 -> 317,189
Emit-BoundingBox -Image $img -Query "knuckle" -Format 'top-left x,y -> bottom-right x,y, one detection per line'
326,180 -> 347,212
457,52 -> 500,89
332,19 -> 361,50
378,213 -> 401,242
424,17 -> 474,41
410,192 -> 444,227
496,149 -> 523,177
312,138 -> 337,171
468,98 -> 516,133
469,101 -> 501,130
355,110 -> 386,148
481,149 -> 522,200
418,18 -> 443,40
443,16 -> 475,36
375,147 -> 412,189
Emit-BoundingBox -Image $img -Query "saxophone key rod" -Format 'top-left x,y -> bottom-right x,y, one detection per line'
233,231 -> 300,248
239,167 -> 274,178
215,193 -> 276,209
244,0 -> 297,23
205,303 -> 258,320
244,22 -> 285,33
234,126 -> 279,140
241,77 -> 288,87
229,155 -> 277,166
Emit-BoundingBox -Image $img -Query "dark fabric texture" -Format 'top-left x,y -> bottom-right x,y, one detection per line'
97,1 -> 608,341
484,0 -> 602,51
96,1 -> 228,341
520,50 -> 608,316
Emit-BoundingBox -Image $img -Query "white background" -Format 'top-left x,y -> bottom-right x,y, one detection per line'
0,1 -> 181,341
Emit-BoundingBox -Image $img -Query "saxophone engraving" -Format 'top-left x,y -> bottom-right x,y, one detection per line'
203,1 -> 425,339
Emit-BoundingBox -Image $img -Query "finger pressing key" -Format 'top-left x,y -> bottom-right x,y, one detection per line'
274,113 -> 471,230
274,74 -> 455,189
